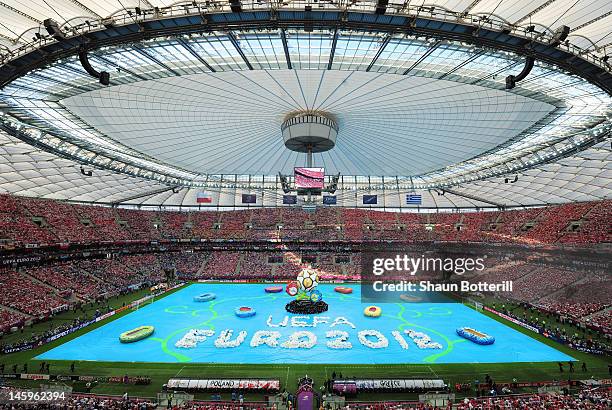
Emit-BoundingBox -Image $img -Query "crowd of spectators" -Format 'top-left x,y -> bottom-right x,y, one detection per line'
456,388 -> 611,410
487,302 -> 610,353
166,252 -> 209,278
0,308 -> 26,333
0,272 -> 67,317
0,387 -> 610,410
0,195 -> 57,245
588,310 -> 612,335
0,389 -> 156,409
236,252 -> 274,279
512,267 -> 584,302
75,259 -> 142,291
537,302 -> 608,320
118,254 -> 165,283
176,251 -> 358,282
116,208 -> 162,241
204,252 -> 240,277
541,270 -> 611,307
28,263 -> 104,300
0,195 -> 610,247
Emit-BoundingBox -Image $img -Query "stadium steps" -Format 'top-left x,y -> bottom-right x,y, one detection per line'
0,303 -> 33,318
554,202 -> 597,243
235,253 -> 244,276
20,270 -> 63,293
583,305 -> 611,320
194,254 -> 209,277
580,201 -> 600,219
16,270 -> 85,303
18,198 -> 61,242
425,213 -> 434,241
507,264 -> 549,289
534,274 -> 594,303
556,201 -> 603,242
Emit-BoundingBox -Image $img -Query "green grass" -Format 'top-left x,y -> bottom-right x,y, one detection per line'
1,284 -> 609,401
0,288 -> 152,346
487,300 -> 609,345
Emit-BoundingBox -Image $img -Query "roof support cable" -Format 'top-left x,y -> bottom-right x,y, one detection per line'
366,35 -> 391,72
227,31 -> 253,70
280,29 -> 292,70
327,29 -> 338,70
402,40 -> 441,75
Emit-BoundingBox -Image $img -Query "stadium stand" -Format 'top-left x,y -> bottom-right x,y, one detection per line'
1,196 -> 611,247
0,271 -> 67,317
0,308 -> 26,333
27,263 -> 104,300
456,389 -> 612,410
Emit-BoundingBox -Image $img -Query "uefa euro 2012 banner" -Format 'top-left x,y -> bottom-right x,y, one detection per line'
175,315 -> 442,350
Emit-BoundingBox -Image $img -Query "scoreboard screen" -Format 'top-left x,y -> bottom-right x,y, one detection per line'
295,167 -> 324,189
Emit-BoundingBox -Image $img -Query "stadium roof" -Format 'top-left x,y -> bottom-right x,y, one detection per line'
0,1 -> 610,209
0,1 -> 610,52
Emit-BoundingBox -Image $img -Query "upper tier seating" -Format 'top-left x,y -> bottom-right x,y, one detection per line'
0,195 -> 609,247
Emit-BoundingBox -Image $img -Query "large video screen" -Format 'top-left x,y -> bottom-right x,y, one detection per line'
294,167 -> 324,189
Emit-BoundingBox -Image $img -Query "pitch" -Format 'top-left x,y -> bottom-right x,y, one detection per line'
37,283 -> 573,364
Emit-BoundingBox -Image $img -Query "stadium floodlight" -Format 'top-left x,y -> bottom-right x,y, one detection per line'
325,173 -> 341,194
43,19 -> 65,41
230,0 -> 241,12
548,25 -> 570,47
101,17 -> 116,28
375,0 -> 388,15
278,172 -> 291,194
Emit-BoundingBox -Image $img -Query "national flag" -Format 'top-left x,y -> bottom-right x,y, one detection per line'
196,191 -> 213,203
363,194 -> 377,205
283,195 -> 297,205
323,196 -> 337,205
406,194 -> 422,205
242,194 -> 257,204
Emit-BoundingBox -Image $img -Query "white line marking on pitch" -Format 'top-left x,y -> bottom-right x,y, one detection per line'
285,366 -> 290,389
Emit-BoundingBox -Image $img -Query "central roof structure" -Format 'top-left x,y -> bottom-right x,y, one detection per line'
0,1 -> 609,208
62,70 -> 554,176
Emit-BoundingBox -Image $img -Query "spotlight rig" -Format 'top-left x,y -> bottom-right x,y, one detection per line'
279,111 -> 340,211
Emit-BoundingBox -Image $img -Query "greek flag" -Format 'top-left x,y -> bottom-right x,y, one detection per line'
406,194 -> 422,205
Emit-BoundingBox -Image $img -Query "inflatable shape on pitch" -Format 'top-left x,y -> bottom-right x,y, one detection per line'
265,286 -> 283,293
119,326 -> 154,343
364,306 -> 382,317
456,327 -> 495,345
235,306 -> 256,318
334,287 -> 353,294
193,293 -> 216,302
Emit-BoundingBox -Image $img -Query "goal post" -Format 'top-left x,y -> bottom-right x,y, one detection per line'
132,295 -> 154,311
468,298 -> 483,311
